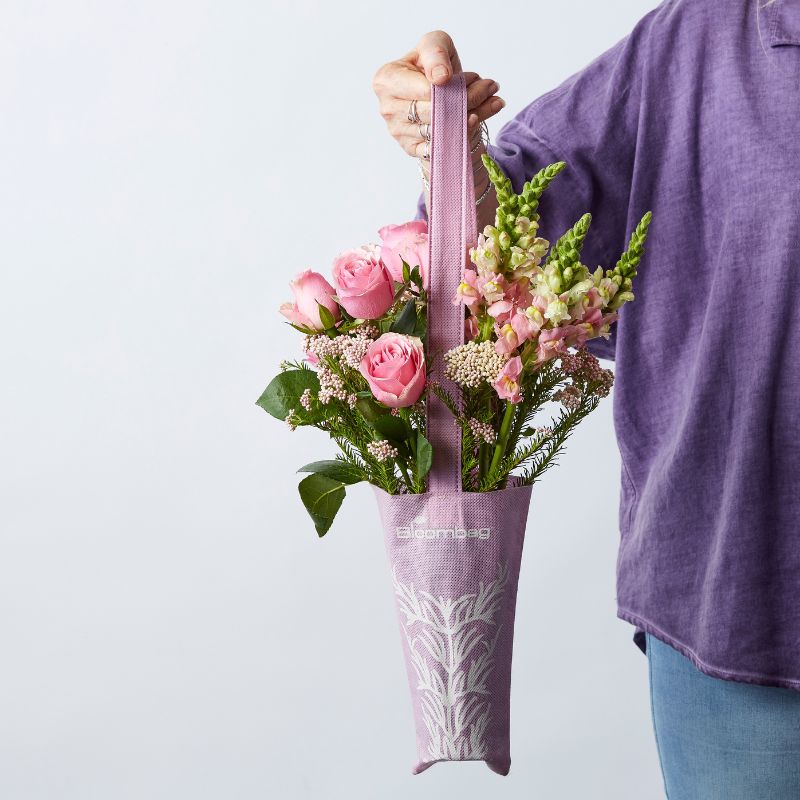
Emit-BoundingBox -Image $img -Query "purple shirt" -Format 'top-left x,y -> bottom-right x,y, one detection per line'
415,0 -> 800,689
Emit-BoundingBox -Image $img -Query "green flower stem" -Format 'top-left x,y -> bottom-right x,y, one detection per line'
399,409 -> 417,458
479,441 -> 491,482
396,459 -> 415,491
488,401 -> 516,479
520,340 -> 538,367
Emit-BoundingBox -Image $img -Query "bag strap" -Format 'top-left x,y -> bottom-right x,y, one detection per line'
426,73 -> 477,495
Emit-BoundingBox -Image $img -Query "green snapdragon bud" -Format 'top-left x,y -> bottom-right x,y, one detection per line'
545,213 -> 592,291
567,278 -> 594,302
519,161 -> 567,223
613,211 -> 653,280
545,263 -> 563,293
610,290 -> 635,309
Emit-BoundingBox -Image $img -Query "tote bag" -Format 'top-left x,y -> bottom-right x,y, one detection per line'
373,72 -> 533,776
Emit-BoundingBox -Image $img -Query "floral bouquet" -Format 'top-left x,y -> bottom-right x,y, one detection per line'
258,74 -> 651,775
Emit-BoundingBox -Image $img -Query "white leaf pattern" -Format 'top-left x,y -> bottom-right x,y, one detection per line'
392,561 -> 508,761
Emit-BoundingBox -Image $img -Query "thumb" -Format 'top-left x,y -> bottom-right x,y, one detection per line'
416,30 -> 461,85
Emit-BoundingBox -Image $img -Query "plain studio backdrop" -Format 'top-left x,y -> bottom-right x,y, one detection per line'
0,1 -> 665,798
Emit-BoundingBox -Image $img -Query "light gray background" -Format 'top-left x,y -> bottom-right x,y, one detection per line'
0,1 -> 664,798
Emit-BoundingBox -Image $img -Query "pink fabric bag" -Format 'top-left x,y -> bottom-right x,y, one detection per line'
374,72 -> 533,776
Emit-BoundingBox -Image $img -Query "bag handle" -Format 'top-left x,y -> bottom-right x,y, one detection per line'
426,73 -> 477,494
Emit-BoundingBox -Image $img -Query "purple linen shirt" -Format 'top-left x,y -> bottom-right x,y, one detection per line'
415,0 -> 800,689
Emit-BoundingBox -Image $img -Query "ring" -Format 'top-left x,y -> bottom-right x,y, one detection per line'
407,99 -> 421,124
418,122 -> 430,141
421,140 -> 430,160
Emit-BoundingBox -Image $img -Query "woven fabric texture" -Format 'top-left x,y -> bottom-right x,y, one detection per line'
375,73 -> 535,775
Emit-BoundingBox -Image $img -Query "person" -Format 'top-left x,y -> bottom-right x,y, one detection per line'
371,1 -> 800,797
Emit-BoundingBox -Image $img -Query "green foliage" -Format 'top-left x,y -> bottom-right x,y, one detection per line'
297,473 -> 346,537
297,460 -> 366,485
415,432 -> 433,480
390,298 -> 418,335
370,413 -> 409,444
317,302 -> 337,331
256,368 -> 320,421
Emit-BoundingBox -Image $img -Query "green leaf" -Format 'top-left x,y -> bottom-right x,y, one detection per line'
390,298 -> 417,335
412,311 -> 427,340
401,258 -> 411,283
371,413 -> 409,443
416,432 -> 433,479
356,395 -> 388,425
297,460 -> 364,485
317,302 -> 337,331
298,474 -> 346,537
409,266 -> 422,289
287,322 -> 316,335
256,369 -> 320,420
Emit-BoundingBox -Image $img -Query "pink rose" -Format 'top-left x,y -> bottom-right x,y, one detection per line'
279,269 -> 340,331
359,333 -> 425,408
493,356 -> 523,404
378,220 -> 429,287
331,245 -> 394,320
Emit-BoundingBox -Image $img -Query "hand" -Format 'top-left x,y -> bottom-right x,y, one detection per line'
372,30 -> 505,161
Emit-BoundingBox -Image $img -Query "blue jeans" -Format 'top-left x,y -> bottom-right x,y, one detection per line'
646,632 -> 800,799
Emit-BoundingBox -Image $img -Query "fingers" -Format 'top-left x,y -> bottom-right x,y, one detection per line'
415,30 -> 461,84
373,59 -> 430,102
372,31 -> 504,162
377,75 -> 499,128
380,96 -> 432,129
467,93 -> 506,130
466,78 -> 499,112
381,89 -> 504,158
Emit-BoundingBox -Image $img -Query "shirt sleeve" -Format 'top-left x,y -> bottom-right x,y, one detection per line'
413,12 -> 657,361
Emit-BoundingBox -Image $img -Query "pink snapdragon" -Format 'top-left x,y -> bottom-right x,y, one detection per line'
479,274 -> 507,304
487,279 -> 534,324
493,356 -> 523,404
470,232 -> 502,276
494,311 -> 536,355
535,327 -> 570,363
454,269 -> 481,311
279,269 -> 340,331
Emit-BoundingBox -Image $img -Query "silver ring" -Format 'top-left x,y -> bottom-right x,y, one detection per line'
418,122 -> 430,141
407,99 -> 421,124
421,139 -> 430,160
